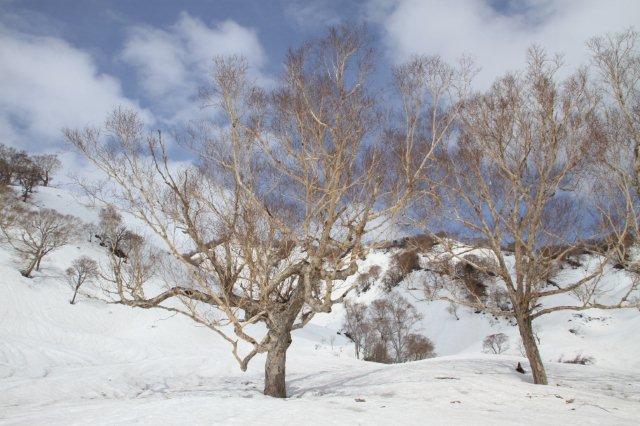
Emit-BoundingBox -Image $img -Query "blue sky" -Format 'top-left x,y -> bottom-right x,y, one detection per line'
1,0 -> 639,161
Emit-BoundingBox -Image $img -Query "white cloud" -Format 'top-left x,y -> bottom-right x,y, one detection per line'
284,0 -> 342,31
121,12 -> 269,122
373,0 -> 640,87
0,27 -> 149,150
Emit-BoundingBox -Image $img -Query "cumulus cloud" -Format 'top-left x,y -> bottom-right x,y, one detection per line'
121,12 -> 269,122
372,0 -> 640,87
0,27 -> 149,150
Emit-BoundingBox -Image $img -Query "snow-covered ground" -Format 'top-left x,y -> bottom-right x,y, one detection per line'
1,186 -> 639,425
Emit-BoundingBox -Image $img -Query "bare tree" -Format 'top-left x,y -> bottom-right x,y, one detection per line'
369,292 -> 424,363
0,208 -> 81,277
404,333 -> 435,361
0,144 -> 18,185
64,26 -> 467,397
33,154 -> 61,187
342,301 -> 373,359
589,29 -> 640,269
344,292 -> 433,363
99,234 -> 158,303
12,153 -> 41,202
66,256 -> 99,304
483,333 -> 510,354
418,47 -> 639,385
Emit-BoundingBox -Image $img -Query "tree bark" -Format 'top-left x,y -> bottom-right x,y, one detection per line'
21,258 -> 38,278
264,328 -> 292,398
70,284 -> 80,304
517,315 -> 548,385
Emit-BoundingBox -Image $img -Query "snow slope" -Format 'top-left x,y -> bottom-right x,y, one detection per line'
1,186 -> 639,425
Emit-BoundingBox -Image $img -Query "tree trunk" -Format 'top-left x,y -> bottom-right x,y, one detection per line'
264,329 -> 292,398
517,315 -> 548,385
21,258 -> 37,278
70,284 -> 80,304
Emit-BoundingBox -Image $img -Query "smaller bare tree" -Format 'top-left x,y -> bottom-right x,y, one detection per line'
33,154 -> 61,187
342,301 -> 373,359
483,333 -> 510,354
416,47 -> 639,385
13,154 -> 41,202
0,208 -> 81,277
96,205 -> 125,247
99,234 -> 159,302
66,256 -> 99,304
369,292 -> 425,363
0,144 -> 18,185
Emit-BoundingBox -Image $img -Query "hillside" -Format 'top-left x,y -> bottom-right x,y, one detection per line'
1,186 -> 639,425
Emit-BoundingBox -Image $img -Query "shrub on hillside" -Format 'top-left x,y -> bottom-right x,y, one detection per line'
403,233 -> 438,252
559,354 -> 594,365
382,250 -> 421,290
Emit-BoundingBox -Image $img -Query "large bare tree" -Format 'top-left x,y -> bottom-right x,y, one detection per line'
417,47 -> 639,385
64,27 -> 466,397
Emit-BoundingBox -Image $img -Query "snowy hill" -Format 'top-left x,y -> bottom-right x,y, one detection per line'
1,186 -> 639,425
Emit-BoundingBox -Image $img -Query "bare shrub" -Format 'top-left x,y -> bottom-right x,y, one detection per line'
368,265 -> 382,280
395,250 -> 421,275
66,256 -> 99,304
404,233 -> 438,252
559,354 -> 594,365
482,333 -> 510,354
382,266 -> 404,290
366,340 -> 392,363
383,250 -> 421,290
356,272 -> 372,294
453,260 -> 488,303
0,208 -> 81,277
405,333 -> 436,360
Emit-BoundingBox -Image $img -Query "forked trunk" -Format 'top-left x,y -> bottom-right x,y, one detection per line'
264,329 -> 292,398
517,315 -> 548,385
